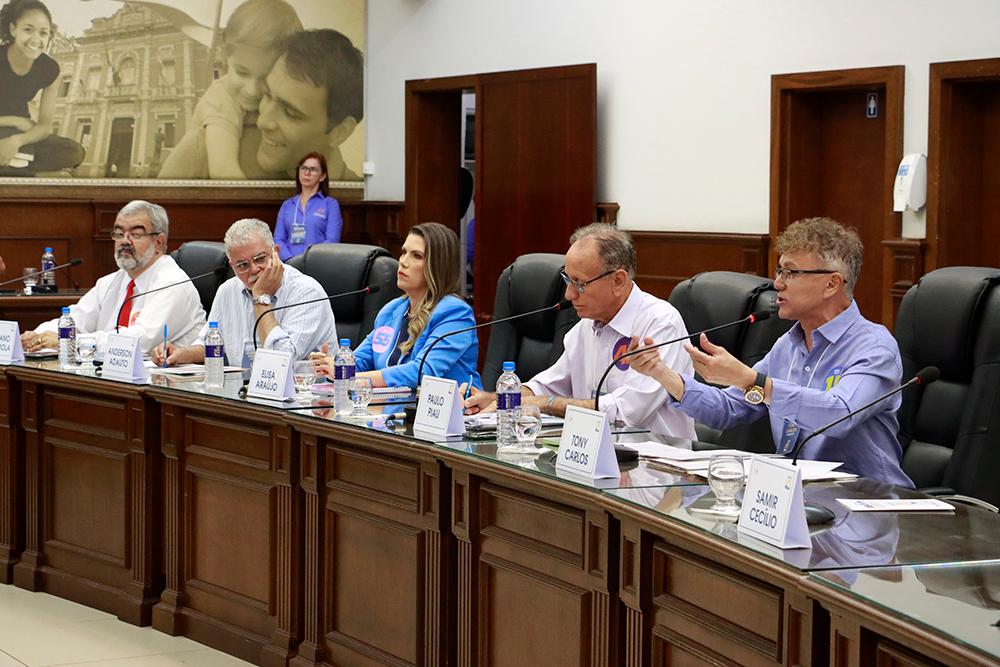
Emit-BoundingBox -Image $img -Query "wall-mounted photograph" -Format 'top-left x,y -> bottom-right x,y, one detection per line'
0,0 -> 365,182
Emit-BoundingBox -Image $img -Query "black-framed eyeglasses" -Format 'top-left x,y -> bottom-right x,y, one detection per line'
774,267 -> 838,282
559,266 -> 617,294
111,227 -> 161,241
298,165 -> 321,174
230,252 -> 270,274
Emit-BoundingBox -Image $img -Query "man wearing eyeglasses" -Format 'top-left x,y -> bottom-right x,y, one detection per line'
153,218 -> 336,367
465,223 -> 697,438
21,200 -> 206,354
628,217 -> 912,487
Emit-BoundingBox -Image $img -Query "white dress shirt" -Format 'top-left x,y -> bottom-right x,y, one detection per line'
197,264 -> 337,364
524,283 -> 697,438
36,254 -> 206,354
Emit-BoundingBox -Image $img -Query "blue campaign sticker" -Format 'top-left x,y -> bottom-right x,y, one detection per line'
824,366 -> 843,391
612,336 -> 631,370
371,325 -> 395,354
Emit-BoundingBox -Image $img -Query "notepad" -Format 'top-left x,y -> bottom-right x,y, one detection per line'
836,498 -> 955,512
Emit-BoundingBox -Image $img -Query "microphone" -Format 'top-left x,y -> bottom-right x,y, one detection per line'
789,365 -> 940,466
415,299 -> 573,389
593,310 -> 772,411
0,258 -> 83,289
252,285 -> 379,350
115,269 -> 218,332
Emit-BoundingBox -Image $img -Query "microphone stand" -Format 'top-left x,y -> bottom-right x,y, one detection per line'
0,258 -> 84,290
251,285 -> 376,349
115,269 -> 219,333
593,311 -> 771,411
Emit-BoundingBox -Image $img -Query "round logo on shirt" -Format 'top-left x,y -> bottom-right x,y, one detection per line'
612,336 -> 631,370
130,310 -> 140,327
371,325 -> 395,354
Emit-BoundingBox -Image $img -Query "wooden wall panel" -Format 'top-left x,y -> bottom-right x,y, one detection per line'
882,239 -> 925,331
0,190 -> 402,292
0,371 -> 21,583
631,231 -> 771,300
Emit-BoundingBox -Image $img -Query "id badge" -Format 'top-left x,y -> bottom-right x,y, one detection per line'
777,419 -> 799,455
291,223 -> 306,245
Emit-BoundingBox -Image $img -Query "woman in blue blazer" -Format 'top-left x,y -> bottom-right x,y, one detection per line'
315,222 -> 482,390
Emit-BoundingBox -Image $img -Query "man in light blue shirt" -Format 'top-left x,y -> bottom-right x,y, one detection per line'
152,218 -> 337,366
629,217 -> 912,487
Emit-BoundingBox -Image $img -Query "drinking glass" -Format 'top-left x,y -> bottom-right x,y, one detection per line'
292,360 -> 316,393
22,268 -> 36,295
350,377 -> 373,415
77,334 -> 97,370
707,454 -> 745,514
512,405 -> 543,451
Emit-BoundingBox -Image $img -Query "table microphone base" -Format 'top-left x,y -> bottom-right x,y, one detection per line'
805,503 -> 835,525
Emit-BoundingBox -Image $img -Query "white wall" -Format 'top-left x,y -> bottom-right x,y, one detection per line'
365,0 -> 1000,236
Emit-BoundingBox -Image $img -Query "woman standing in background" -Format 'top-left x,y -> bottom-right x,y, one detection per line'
274,151 -> 344,260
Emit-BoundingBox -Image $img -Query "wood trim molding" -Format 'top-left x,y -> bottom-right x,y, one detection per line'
882,238 -> 925,330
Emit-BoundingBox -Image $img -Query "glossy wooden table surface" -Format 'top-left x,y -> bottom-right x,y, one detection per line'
0,361 -> 997,667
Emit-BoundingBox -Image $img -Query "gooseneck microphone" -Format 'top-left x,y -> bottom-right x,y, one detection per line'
415,299 -> 573,389
593,310 -> 772,411
0,258 -> 84,289
789,365 -> 940,466
252,285 -> 379,350
115,269 -> 218,333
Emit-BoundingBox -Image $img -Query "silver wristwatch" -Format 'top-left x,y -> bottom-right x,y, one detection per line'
252,293 -> 274,306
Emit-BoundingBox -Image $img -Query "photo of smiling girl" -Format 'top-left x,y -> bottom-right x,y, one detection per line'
0,0 -> 84,175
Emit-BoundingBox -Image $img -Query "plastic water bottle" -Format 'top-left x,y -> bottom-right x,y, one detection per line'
204,321 -> 225,390
496,361 -> 521,447
58,306 -> 76,369
40,247 -> 56,292
333,338 -> 355,416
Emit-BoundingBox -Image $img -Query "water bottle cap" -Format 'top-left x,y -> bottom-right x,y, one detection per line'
45,247 -> 52,253
339,338 -> 350,346
208,321 -> 218,328
502,361 -> 515,371
61,306 -> 70,314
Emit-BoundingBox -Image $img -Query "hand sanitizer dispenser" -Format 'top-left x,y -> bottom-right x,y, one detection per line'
893,153 -> 927,212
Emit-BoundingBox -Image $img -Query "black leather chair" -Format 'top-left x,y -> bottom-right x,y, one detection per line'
895,266 -> 1000,508
482,253 -> 579,389
169,241 -> 232,314
668,271 -> 793,452
287,243 -> 402,346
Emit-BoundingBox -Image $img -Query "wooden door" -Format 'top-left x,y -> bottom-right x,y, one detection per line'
771,66 -> 904,323
927,58 -> 1000,270
406,65 -> 597,326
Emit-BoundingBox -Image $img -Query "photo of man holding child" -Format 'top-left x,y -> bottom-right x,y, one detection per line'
0,0 -> 365,182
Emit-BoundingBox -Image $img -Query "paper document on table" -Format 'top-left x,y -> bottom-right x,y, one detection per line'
634,442 -> 750,461
669,457 -> 854,482
465,413 -> 563,430
836,498 -> 955,512
147,363 -> 243,375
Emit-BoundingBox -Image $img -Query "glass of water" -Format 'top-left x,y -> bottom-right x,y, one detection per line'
512,404 -> 543,451
350,377 -> 373,415
707,454 -> 746,514
77,334 -> 97,370
292,360 -> 315,394
22,268 -> 36,295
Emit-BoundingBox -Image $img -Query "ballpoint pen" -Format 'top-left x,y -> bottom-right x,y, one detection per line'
464,374 -> 473,400
162,324 -> 167,368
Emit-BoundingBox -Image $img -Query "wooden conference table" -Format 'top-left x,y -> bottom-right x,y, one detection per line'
0,361 -> 997,667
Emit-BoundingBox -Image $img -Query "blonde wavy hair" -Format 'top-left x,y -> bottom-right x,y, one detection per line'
400,222 -> 462,354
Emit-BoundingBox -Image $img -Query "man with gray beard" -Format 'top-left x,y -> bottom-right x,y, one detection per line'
21,200 -> 206,355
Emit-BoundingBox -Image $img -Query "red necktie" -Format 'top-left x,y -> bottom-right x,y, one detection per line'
118,279 -> 136,328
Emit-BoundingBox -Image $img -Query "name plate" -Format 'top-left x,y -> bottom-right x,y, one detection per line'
556,405 -> 619,479
414,375 -> 464,436
0,321 -> 24,364
103,333 -> 148,382
247,349 -> 295,400
737,457 -> 810,549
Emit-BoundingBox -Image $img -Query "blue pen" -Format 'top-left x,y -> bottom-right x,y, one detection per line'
464,374 -> 473,400
162,324 -> 167,368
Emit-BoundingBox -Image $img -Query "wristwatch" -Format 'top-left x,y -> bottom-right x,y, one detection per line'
744,372 -> 766,405
252,293 -> 274,306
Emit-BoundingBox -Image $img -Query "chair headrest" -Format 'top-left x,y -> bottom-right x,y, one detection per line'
503,253 -> 568,340
295,243 -> 392,320
668,271 -> 775,352
169,241 -> 230,278
896,266 -> 1000,379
